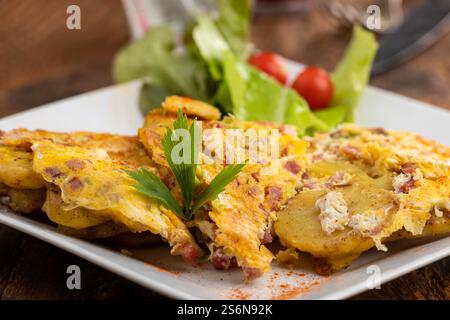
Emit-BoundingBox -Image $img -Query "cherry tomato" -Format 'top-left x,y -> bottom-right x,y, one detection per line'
248,52 -> 288,85
292,66 -> 334,110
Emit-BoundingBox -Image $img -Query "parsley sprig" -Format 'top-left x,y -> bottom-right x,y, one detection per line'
128,110 -> 245,221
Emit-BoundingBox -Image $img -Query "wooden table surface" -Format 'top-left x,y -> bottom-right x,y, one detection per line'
0,0 -> 449,299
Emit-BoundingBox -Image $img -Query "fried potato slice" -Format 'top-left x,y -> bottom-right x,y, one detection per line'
310,124 -> 450,236
311,215 -> 450,275
162,96 -> 221,120
0,145 -> 44,189
57,221 -> 129,240
111,231 -> 160,247
276,123 -> 450,274
43,186 -> 110,229
0,183 -> 9,195
7,188 -> 46,214
31,142 -> 201,263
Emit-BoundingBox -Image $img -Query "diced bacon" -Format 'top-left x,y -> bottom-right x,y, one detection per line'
178,244 -> 202,265
340,145 -> 362,160
65,159 -> 86,170
44,167 -> 63,178
401,162 -> 417,175
68,177 -> 83,191
369,127 -> 388,135
243,267 -> 263,280
162,172 -> 176,189
16,141 -> 32,152
284,160 -> 301,175
266,186 -> 282,211
260,227 -> 273,244
211,249 -> 238,270
301,171 -> 310,180
399,178 -> 415,193
302,181 -> 317,190
247,186 -> 260,197
393,173 -> 416,194
266,186 -> 282,201
312,153 -> 324,161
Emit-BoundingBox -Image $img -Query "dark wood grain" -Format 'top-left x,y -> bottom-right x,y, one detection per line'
0,0 -> 448,300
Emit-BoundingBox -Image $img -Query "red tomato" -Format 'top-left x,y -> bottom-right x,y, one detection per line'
292,66 -> 334,110
248,52 -> 288,85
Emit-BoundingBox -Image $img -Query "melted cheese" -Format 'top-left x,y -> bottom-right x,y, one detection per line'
316,191 -> 349,234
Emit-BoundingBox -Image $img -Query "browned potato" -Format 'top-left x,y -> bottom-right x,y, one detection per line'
0,146 -> 44,189
275,177 -> 396,258
275,160 -> 449,274
312,216 -> 450,275
7,188 -> 46,214
111,232 -> 160,247
162,96 -> 221,120
57,221 -> 129,239
43,187 -> 110,229
0,183 -> 9,195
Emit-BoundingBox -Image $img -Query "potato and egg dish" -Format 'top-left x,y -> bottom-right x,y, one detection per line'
0,97 -> 449,279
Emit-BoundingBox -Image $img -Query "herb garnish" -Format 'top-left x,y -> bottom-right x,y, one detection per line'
128,110 -> 244,221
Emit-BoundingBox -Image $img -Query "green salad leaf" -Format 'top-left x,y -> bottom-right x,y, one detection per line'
215,0 -> 253,59
113,2 -> 377,135
321,26 -> 378,125
113,26 -> 209,113
193,19 -> 326,135
192,16 -> 230,81
127,168 -> 184,219
222,51 -> 327,135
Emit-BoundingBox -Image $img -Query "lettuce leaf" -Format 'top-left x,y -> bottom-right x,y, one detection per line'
192,16 -> 326,135
215,0 -> 253,59
320,26 -> 378,125
113,3 -> 377,135
113,26 -> 209,113
222,51 -> 327,135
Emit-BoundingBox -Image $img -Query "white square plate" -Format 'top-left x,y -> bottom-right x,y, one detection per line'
1,61 -> 449,300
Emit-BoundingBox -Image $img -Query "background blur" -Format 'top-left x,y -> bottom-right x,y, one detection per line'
0,0 -> 449,299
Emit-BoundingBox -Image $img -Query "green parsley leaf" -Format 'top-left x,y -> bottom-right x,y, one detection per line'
129,110 -> 245,221
161,109 -> 200,215
190,163 -> 245,218
126,168 -> 184,219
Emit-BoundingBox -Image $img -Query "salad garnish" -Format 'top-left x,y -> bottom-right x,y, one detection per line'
114,0 -> 378,135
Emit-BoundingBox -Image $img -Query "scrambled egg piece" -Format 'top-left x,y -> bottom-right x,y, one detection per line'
275,124 -> 450,274
0,145 -> 44,189
31,142 -> 201,263
0,129 -> 154,217
139,99 -> 309,279
0,129 -> 201,262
